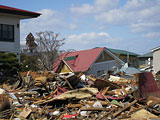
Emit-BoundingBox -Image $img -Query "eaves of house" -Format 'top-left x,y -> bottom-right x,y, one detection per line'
0,5 -> 41,19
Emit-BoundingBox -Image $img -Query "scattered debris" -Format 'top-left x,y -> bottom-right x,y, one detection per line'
0,70 -> 160,119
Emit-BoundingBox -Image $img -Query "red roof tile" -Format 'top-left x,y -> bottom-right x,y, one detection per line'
0,5 -> 41,18
53,47 -> 104,72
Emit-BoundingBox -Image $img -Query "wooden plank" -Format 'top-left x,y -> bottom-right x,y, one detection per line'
18,107 -> 32,119
67,104 -> 82,108
63,77 -> 73,89
102,87 -> 110,95
113,99 -> 137,118
97,108 -> 116,120
80,107 -> 109,111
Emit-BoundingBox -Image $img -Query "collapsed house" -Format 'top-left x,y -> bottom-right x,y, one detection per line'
53,47 -> 124,76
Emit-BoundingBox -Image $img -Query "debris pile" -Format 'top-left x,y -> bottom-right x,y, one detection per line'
0,71 -> 160,120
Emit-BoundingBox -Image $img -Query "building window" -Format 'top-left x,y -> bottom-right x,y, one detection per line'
0,24 -> 14,42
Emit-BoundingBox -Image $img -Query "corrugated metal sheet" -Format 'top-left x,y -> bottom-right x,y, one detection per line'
139,72 -> 160,98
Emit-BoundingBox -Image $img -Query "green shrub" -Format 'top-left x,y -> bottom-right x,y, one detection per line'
0,52 -> 20,77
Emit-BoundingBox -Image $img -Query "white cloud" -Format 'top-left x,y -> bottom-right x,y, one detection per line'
64,32 -> 122,50
20,9 -> 68,43
98,32 -> 110,37
95,0 -> 120,12
93,0 -> 160,38
70,4 -> 94,15
67,32 -> 110,43
69,24 -> 78,30
142,32 -> 160,39
70,0 -> 120,15
95,1 -> 160,25
131,22 -> 160,32
70,0 -> 160,36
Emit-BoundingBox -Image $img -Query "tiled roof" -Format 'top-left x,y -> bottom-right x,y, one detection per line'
108,48 -> 139,56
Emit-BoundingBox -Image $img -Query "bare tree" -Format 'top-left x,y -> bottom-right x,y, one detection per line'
20,44 -> 28,53
36,31 -> 65,71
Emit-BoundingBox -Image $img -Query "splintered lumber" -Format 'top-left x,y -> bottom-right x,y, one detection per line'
67,104 -> 82,108
102,87 -> 110,95
87,76 -> 97,81
36,88 -> 98,104
113,99 -> 138,118
97,108 -> 116,120
80,107 -> 109,111
34,100 -> 46,104
84,101 -> 109,106
63,77 -> 73,89
94,79 -> 120,89
24,97 -> 41,101
15,91 -> 38,97
130,109 -> 159,119
18,107 -> 32,119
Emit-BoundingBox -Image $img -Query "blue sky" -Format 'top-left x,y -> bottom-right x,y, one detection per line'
1,0 -> 160,54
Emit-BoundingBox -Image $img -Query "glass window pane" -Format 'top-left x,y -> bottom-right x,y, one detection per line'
9,31 -> 13,39
2,25 -> 8,39
8,25 -> 13,31
0,25 -> 1,39
1,24 -> 14,42
8,26 -> 14,39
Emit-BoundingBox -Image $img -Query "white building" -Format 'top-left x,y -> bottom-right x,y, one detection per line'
151,46 -> 160,73
0,5 -> 40,61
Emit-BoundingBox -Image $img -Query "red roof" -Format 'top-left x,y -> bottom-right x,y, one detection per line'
53,47 -> 104,73
0,5 -> 41,18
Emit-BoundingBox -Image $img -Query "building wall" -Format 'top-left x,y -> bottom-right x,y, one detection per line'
153,49 -> 160,73
95,51 -> 114,63
113,53 -> 139,68
0,14 -> 20,60
139,57 -> 153,67
60,64 -> 72,73
87,60 -> 121,75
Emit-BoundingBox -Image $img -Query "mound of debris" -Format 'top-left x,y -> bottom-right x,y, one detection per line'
0,71 -> 160,120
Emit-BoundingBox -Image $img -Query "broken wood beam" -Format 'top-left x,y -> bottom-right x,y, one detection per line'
98,108 -> 116,120
113,99 -> 138,118
67,104 -> 82,108
80,107 -> 109,111
63,77 -> 73,89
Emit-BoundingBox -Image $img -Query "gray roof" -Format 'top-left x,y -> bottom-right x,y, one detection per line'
138,52 -> 153,58
108,48 -> 139,56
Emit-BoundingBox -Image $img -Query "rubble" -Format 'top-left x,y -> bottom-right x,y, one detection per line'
0,70 -> 160,120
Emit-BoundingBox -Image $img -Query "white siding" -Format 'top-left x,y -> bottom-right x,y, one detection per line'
0,14 -> 20,59
87,60 -> 121,75
153,49 -> 160,73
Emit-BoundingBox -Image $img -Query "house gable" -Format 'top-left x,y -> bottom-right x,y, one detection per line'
60,64 -> 72,73
95,51 -> 115,63
55,60 -> 73,73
